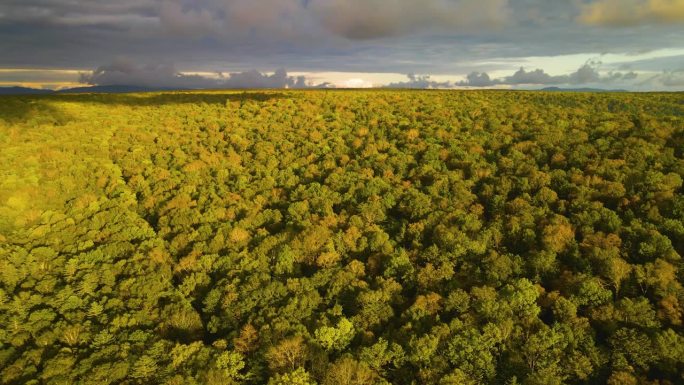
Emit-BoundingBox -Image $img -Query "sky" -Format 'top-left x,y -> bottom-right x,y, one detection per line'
1,0 -> 683,90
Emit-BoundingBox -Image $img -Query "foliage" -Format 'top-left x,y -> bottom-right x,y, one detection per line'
1,90 -> 683,384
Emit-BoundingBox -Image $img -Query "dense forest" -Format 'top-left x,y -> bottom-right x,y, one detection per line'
1,90 -> 683,385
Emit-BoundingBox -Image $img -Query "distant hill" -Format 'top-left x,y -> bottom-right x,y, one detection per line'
0,85 -> 163,95
0,86 -> 54,95
540,86 -> 628,92
56,85 -> 160,94
2,85 -> 638,95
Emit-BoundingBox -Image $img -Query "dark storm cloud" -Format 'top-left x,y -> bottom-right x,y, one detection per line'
504,68 -> 566,85
80,61 -> 218,89
154,0 -> 511,40
459,72 -> 497,87
310,0 -> 509,40
158,0 -> 316,40
80,59 -> 330,89
457,63 -> 638,87
0,0 -> 158,27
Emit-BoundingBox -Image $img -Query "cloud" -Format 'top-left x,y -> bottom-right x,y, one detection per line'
558,63 -> 637,84
579,0 -> 684,26
385,73 -> 452,88
80,60 -> 216,88
1,0 -> 683,88
0,69 -> 80,84
79,59 -> 331,89
0,0 -> 158,27
458,72 -> 498,87
504,67 -> 565,85
79,60 -> 639,90
221,68 -> 330,89
310,0 -> 509,39
159,0 -> 315,40
159,2 -> 218,37
457,63 -> 638,87
653,69 -> 684,86
341,78 -> 375,88
155,0 -> 512,41
661,74 -> 684,86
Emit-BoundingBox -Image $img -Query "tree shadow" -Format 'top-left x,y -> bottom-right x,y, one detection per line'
0,95 -> 72,125
0,91 -> 293,123
55,91 -> 292,107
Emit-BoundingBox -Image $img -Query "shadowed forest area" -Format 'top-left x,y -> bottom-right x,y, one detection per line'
1,90 -> 684,385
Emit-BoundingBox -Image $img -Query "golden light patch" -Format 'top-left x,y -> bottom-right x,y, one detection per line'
579,0 -> 684,26
0,82 -> 83,88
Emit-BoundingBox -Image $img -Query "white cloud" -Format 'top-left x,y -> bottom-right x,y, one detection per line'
385,73 -> 452,88
342,78 -> 375,88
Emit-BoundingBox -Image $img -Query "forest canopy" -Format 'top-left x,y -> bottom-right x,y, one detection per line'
0,90 -> 683,385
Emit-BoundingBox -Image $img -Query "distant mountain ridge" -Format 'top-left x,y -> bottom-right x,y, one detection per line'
540,86 -> 628,92
0,86 -> 55,95
0,85 -> 162,95
1,85 -> 638,95
57,85 -> 160,94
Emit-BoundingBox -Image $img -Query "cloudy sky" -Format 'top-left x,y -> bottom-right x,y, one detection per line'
1,0 -> 683,90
